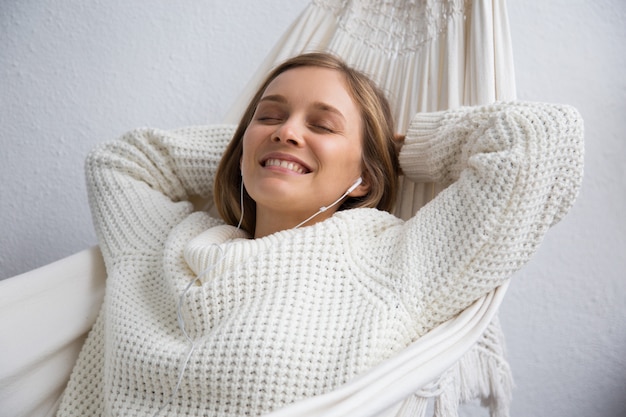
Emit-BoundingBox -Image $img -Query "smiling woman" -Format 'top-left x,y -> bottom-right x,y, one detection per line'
250,75 -> 376,237
55,52 -> 584,417
241,67 -> 367,237
216,53 -> 399,237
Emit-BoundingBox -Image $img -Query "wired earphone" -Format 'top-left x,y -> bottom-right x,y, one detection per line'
152,176 -> 362,416
294,176 -> 362,228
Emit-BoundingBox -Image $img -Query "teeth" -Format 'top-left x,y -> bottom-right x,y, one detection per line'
265,159 -> 306,174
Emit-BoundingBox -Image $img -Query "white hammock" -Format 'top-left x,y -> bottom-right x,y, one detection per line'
224,0 -> 516,221
0,1 -> 516,416
230,3 -> 518,413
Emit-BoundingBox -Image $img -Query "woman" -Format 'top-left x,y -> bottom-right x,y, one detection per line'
58,53 -> 583,416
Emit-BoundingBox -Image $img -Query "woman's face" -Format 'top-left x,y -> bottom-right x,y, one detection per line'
241,66 -> 368,229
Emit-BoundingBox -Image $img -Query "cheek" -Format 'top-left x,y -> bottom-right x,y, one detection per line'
320,140 -> 363,171
241,129 -> 258,162
241,126 -> 271,178
242,123 -> 269,151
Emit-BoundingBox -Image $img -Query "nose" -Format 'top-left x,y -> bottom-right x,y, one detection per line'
271,119 -> 303,146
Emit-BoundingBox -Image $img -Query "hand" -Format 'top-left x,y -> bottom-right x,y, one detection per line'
393,133 -> 405,155
393,133 -> 405,175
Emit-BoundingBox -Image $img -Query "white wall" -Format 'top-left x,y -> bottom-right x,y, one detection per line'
501,2 -> 626,416
1,1 -> 624,416
0,0 -> 309,277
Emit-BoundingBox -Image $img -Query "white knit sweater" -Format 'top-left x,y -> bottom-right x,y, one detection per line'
57,102 -> 583,417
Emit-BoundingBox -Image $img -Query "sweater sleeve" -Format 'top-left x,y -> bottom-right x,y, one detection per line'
85,125 -> 236,262
394,102 -> 584,333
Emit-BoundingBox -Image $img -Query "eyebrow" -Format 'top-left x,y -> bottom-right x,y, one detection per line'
258,95 -> 346,122
259,95 -> 287,104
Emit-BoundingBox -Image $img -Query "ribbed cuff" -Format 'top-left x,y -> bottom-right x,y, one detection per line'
399,112 -> 447,182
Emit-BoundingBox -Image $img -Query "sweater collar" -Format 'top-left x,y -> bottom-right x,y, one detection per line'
183,224 -> 252,281
182,211 -> 348,283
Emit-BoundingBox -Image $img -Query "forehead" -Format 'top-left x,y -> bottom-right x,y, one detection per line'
262,66 -> 359,112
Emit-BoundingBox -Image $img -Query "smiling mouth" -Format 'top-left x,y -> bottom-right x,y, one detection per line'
263,158 -> 310,174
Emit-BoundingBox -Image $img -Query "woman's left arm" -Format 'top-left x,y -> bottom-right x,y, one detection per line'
393,102 -> 584,333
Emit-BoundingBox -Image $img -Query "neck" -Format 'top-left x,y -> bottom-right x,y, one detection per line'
254,206 -> 337,238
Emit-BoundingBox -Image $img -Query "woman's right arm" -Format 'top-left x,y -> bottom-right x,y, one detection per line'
85,125 -> 236,262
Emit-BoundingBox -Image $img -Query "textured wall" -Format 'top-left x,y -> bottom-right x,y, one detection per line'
1,1 -> 624,416
502,1 -> 626,416
0,0 -> 308,277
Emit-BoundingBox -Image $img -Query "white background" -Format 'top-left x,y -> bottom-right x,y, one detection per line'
1,1 -> 624,416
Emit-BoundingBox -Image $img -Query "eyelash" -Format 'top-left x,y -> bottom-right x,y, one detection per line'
312,124 -> 335,134
256,116 -> 336,134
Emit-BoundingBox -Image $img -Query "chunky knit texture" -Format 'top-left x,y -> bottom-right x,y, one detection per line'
57,102 -> 583,417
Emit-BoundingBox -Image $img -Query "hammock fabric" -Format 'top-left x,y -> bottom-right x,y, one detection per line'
224,0 -> 516,220
0,1 -> 517,416
223,2 -> 517,414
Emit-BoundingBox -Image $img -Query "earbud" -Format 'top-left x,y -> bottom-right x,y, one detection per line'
345,177 -> 363,195
330,177 -> 363,207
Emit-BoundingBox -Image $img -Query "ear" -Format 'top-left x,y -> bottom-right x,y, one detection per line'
348,176 -> 370,198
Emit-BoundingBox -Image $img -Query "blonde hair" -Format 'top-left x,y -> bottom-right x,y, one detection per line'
214,52 -> 399,234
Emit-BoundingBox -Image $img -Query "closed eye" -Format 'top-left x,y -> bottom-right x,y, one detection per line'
256,115 -> 284,123
311,124 -> 336,134
254,99 -> 286,123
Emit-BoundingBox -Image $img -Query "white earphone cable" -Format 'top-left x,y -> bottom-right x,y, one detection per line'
153,177 -> 356,414
152,181 -> 246,416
